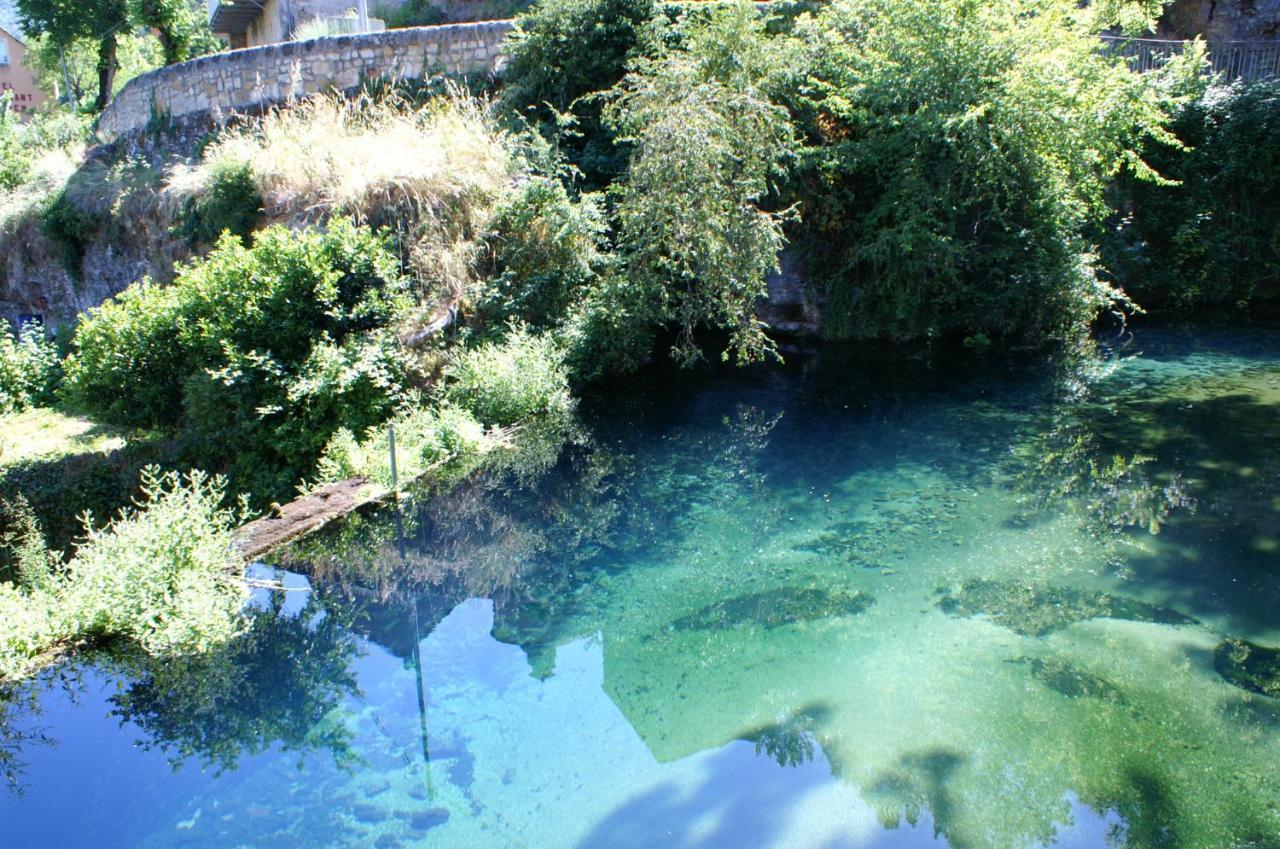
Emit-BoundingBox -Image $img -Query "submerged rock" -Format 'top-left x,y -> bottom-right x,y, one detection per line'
936,579 -> 1196,636
406,807 -> 450,832
1214,639 -> 1280,699
673,587 -> 875,631
1010,657 -> 1129,705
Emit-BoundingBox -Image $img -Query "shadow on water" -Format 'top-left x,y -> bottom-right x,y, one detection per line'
572,740 -> 950,849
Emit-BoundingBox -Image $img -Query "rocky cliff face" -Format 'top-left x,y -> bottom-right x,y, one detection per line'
1160,0 -> 1280,41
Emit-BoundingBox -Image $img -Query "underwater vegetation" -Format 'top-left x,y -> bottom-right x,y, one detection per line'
1214,639 -> 1280,700
935,579 -> 1196,636
794,497 -> 965,570
1009,656 -> 1130,705
671,587 -> 876,632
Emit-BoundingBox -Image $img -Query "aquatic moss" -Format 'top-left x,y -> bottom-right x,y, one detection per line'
1010,656 -> 1129,705
935,579 -> 1196,636
1214,639 -> 1280,700
672,587 -> 875,632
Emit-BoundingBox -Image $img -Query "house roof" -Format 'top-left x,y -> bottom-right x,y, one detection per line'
0,0 -> 24,44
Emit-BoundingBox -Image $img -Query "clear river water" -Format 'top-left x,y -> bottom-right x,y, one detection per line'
2,327 -> 1280,849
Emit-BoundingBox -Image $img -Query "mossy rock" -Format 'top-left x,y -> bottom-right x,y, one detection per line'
936,578 -> 1196,636
673,587 -> 875,632
1214,638 -> 1280,699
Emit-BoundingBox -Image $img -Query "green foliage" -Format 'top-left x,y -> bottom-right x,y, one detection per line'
502,0 -> 658,185
25,31 -> 162,107
445,326 -> 574,427
17,0 -> 132,109
378,0 -> 446,28
0,495 -> 58,590
0,468 -> 246,682
0,94 -> 32,193
606,2 -> 794,366
1104,80 -> 1280,312
793,0 -> 1187,343
0,324 -> 62,414
317,403 -> 487,487
39,188 -> 97,275
479,176 -> 609,329
63,220 -> 414,500
174,156 -> 263,247
128,0 -> 222,65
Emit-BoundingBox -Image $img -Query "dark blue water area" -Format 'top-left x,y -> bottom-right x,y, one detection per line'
3,328 -> 1280,848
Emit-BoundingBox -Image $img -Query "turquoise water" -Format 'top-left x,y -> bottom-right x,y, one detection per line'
3,328 -> 1280,848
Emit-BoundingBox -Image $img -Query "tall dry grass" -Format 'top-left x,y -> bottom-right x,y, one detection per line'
168,90 -> 519,316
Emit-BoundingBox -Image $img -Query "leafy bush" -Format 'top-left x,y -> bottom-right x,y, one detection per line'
0,494 -> 58,590
445,326 -> 573,426
792,0 -> 1191,343
64,219 -> 414,499
0,324 -> 62,414
0,94 -> 32,193
0,468 -> 246,682
39,188 -> 98,275
478,176 -> 609,329
605,2 -> 795,366
1104,80 -> 1280,311
502,0 -> 658,185
317,403 -> 488,487
378,0 -> 447,27
173,155 -> 262,247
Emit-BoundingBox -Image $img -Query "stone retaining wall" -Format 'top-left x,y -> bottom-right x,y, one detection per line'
97,20 -> 515,141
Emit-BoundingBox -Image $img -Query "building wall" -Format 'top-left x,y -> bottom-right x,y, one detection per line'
0,28 -> 47,118
96,20 -> 513,141
246,0 -> 289,47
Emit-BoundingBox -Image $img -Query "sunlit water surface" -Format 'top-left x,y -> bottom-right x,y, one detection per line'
3,328 -> 1280,849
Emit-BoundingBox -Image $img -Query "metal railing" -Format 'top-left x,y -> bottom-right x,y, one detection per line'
1101,35 -> 1280,81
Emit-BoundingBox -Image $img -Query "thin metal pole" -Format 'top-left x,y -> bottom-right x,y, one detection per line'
388,423 -> 400,494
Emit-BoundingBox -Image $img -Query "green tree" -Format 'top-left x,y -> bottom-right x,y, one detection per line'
603,3 -> 795,367
17,0 -> 130,110
793,0 -> 1192,343
128,0 -> 221,65
25,31 -> 161,107
501,0 -> 658,186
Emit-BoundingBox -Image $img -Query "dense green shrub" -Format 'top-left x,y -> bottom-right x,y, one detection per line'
791,0 -> 1190,343
174,156 -> 263,247
317,403 -> 487,487
39,188 -> 98,275
0,324 -> 62,414
0,468 -> 246,682
378,0 -> 446,27
479,176 -> 609,329
502,0 -> 658,185
445,326 -> 573,426
605,2 -> 795,366
0,94 -> 32,193
1104,80 -> 1280,311
64,219 -> 414,499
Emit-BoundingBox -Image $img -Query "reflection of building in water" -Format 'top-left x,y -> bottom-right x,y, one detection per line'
0,24 -> 47,118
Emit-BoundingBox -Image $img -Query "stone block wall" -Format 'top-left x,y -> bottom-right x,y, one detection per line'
97,20 -> 515,141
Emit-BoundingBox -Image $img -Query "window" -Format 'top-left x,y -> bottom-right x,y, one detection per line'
0,37 -> 9,66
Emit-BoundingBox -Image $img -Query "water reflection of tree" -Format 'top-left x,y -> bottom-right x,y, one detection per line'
0,673 -> 71,796
108,591 -> 363,772
279,401 -> 786,668
1007,349 -> 1196,541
